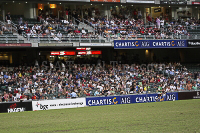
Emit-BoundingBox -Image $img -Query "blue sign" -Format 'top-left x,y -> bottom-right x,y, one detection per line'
165,92 -> 178,101
86,96 -> 120,106
114,40 -> 187,49
120,96 -> 132,104
86,92 -> 179,106
132,94 -> 158,103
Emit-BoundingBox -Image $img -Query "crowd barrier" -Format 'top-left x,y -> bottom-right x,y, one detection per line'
32,98 -> 86,111
0,91 -> 199,113
86,92 -> 178,106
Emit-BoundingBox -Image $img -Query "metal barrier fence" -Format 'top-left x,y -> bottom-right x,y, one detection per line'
23,33 -> 200,43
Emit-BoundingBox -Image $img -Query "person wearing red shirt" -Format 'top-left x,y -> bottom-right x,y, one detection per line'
86,91 -> 90,96
133,9 -> 138,20
74,28 -> 80,34
14,89 -> 19,94
25,28 -> 30,34
32,94 -> 37,100
20,93 -> 25,100
147,14 -> 152,25
66,9 -> 69,21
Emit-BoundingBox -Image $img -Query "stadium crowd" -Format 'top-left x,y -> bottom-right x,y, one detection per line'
7,7 -> 198,41
0,61 -> 199,102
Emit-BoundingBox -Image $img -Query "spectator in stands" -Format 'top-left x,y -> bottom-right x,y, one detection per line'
186,81 -> 192,90
0,24 -> 3,35
74,28 -> 80,34
16,91 -> 21,100
18,24 -> 24,35
0,94 -> 2,102
57,31 -> 62,38
71,90 -> 77,98
81,28 -> 86,34
20,93 -> 26,100
6,11 -> 11,29
156,17 -> 161,29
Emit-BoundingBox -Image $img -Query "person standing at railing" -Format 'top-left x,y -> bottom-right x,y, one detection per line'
65,9 -> 69,21
156,17 -> 160,29
160,18 -> 164,28
147,14 -> 152,26
5,11 -> 12,31
0,24 -> 2,35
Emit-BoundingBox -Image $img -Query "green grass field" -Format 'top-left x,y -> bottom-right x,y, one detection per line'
0,99 -> 200,133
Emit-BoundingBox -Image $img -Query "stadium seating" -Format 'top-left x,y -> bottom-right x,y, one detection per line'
0,62 -> 199,102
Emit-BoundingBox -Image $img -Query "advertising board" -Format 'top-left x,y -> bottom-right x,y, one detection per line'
32,98 -> 86,111
114,40 -> 187,49
0,101 -> 32,113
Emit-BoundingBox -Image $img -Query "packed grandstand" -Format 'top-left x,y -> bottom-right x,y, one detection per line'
1,5 -> 200,44
0,61 -> 199,102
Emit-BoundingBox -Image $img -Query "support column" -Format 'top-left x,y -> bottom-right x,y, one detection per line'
143,7 -> 146,24
104,5 -> 110,20
192,7 -> 198,19
171,7 -> 177,20
2,3 -> 5,22
24,3 -> 37,19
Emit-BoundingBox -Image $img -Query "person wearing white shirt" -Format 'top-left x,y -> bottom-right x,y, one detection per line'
160,19 -> 164,28
81,28 -> 86,34
161,32 -> 165,39
32,88 -> 36,94
50,31 -> 55,37
50,62 -> 54,69
97,84 -> 103,92
24,88 -> 30,94
57,31 -> 62,38
17,87 -> 21,92
34,81 -> 38,87
166,87 -> 170,92
8,86 -> 12,92
39,87 -> 43,93
16,92 -> 21,99
58,83 -> 62,90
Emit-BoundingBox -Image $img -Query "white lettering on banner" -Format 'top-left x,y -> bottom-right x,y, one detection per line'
121,97 -> 131,104
7,108 -> 25,113
88,98 -> 118,106
136,96 -> 158,103
141,41 -> 150,47
32,98 -> 86,111
166,94 -> 176,101
153,42 -> 171,47
60,51 -> 65,55
177,41 -> 185,47
115,42 -> 137,47
188,42 -> 200,46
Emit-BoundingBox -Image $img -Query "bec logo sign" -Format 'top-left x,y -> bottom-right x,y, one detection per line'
36,102 -> 48,110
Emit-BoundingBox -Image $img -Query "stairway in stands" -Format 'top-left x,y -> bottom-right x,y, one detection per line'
2,21 -> 28,43
77,21 -> 94,33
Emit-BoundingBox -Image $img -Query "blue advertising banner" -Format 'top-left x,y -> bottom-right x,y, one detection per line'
132,94 -> 158,103
165,92 -> 178,101
114,40 -> 187,49
86,92 -> 179,106
86,96 -> 120,106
